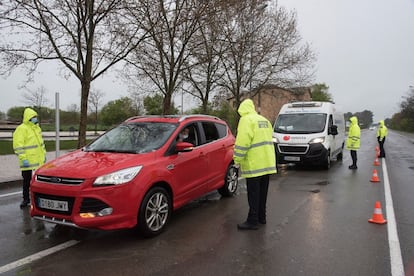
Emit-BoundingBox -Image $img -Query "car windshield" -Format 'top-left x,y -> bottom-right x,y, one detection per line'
85,122 -> 177,154
274,113 -> 327,134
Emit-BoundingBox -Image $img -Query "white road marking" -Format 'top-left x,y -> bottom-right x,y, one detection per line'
0,191 -> 21,198
0,240 -> 79,274
382,159 -> 405,276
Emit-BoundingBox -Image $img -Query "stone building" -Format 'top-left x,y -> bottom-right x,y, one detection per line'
230,85 -> 312,123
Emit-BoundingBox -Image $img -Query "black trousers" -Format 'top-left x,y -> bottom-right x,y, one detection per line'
246,174 -> 270,225
350,150 -> 357,166
378,137 -> 386,157
21,170 -> 32,202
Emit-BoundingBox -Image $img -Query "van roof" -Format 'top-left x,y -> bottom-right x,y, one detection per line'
287,101 -> 334,108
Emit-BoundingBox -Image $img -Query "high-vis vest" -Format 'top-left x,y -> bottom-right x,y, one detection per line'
346,116 -> 361,150
376,120 -> 388,141
13,108 -> 46,171
233,99 -> 276,178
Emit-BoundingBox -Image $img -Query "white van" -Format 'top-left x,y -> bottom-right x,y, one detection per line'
273,101 -> 345,169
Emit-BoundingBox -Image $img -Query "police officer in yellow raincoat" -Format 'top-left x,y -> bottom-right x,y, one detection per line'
233,99 -> 277,230
13,108 -> 46,208
346,116 -> 361,169
376,120 -> 388,158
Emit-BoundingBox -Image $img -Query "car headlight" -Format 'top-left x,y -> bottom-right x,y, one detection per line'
309,137 -> 325,144
272,135 -> 279,143
93,166 -> 142,186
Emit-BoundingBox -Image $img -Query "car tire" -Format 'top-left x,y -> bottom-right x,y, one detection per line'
218,164 -> 238,197
137,186 -> 171,238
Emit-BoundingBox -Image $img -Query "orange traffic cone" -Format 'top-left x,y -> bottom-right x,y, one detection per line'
373,157 -> 380,166
368,201 -> 387,224
375,146 -> 379,152
370,169 -> 380,182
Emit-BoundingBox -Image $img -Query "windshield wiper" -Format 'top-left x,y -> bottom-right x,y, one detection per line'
274,128 -> 287,133
90,149 -> 138,154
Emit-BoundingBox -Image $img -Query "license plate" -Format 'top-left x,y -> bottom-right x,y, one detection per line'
38,198 -> 69,211
285,156 -> 300,161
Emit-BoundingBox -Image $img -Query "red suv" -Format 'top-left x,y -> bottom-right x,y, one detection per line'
30,115 -> 238,237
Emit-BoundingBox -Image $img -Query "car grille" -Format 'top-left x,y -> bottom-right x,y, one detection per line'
36,175 -> 84,185
80,198 -> 110,213
278,145 -> 309,154
34,193 -> 75,215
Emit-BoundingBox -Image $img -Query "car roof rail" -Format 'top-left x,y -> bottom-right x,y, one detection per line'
124,115 -> 181,122
124,114 -> 220,123
178,114 -> 220,122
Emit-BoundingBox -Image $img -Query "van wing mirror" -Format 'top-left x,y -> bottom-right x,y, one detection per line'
329,125 -> 338,136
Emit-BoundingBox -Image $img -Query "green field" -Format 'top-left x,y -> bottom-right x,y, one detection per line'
0,140 -> 89,155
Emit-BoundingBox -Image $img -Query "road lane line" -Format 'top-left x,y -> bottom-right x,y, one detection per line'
382,159 -> 405,276
0,240 -> 79,274
0,191 -> 20,198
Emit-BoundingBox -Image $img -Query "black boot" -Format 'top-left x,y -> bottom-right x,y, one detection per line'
20,200 -> 30,208
237,221 -> 259,230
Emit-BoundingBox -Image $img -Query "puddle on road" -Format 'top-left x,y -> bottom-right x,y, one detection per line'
313,180 -> 329,186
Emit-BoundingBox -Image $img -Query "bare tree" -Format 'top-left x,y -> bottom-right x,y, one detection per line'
183,0 -> 226,113
0,0 -> 148,147
218,0 -> 315,109
22,85 -> 49,108
124,0 -> 208,114
88,88 -> 105,134
128,90 -> 144,115
22,85 -> 49,124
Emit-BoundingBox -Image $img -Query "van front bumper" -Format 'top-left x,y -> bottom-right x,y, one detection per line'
275,143 -> 328,165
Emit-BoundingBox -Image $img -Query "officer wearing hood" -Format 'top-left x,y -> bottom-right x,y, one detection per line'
346,116 -> 361,169
233,99 -> 276,230
376,120 -> 388,158
13,108 -> 46,208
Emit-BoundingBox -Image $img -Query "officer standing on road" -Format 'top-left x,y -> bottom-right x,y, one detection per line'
12,108 -> 46,208
233,99 -> 277,230
376,120 -> 388,158
346,116 -> 361,169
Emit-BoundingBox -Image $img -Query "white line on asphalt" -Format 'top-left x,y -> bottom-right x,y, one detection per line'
382,159 -> 405,276
0,240 -> 79,274
0,191 -> 20,198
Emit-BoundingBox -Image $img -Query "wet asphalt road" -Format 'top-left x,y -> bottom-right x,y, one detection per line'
1,129 -> 414,276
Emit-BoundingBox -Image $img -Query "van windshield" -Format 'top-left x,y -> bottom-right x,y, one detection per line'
274,113 -> 327,134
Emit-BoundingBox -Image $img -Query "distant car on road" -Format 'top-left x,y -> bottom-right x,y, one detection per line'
30,115 -> 238,237
369,126 -> 376,130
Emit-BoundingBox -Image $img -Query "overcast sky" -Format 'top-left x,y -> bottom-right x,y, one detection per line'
277,0 -> 414,121
1,0 -> 414,122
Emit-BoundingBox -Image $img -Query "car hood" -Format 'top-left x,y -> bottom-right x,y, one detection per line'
36,149 -> 156,179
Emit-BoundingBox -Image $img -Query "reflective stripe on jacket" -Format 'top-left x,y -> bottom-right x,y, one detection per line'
233,99 -> 277,178
376,120 -> 388,141
12,108 -> 46,171
346,116 -> 361,150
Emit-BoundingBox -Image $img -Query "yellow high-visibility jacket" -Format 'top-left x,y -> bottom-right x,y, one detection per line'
346,116 -> 361,150
233,99 -> 277,178
13,108 -> 46,171
376,120 -> 388,141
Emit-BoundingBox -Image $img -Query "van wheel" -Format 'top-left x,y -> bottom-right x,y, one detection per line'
218,165 -> 238,197
322,153 -> 331,170
137,187 -> 171,238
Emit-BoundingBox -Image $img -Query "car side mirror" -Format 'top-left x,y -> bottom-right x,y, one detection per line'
329,125 -> 338,136
176,142 -> 194,152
